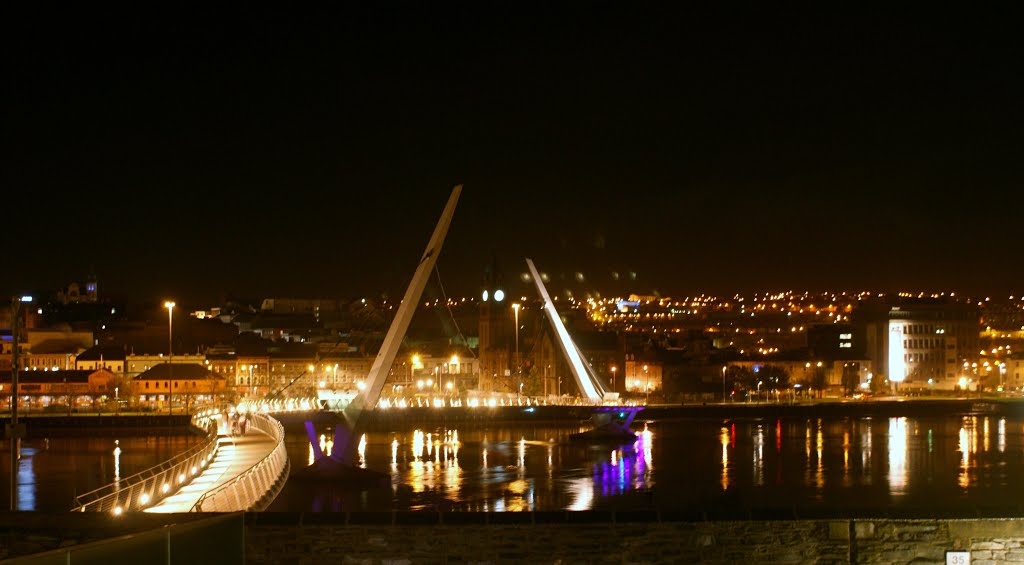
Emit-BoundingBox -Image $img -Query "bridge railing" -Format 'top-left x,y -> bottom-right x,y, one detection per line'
72,410 -> 223,514
191,412 -> 290,512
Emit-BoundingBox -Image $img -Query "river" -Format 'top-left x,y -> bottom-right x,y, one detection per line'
266,413 -> 1024,513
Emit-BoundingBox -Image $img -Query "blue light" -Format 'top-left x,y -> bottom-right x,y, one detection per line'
523,407 -> 535,413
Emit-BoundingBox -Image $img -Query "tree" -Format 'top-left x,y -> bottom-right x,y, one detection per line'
758,365 -> 790,396
809,363 -> 827,398
724,366 -> 757,395
519,366 -> 544,397
841,364 -> 861,397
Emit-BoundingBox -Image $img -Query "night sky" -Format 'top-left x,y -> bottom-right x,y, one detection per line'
5,7 -> 1022,306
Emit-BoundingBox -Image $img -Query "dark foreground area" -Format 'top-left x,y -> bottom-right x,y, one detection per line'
2,510 -> 1022,563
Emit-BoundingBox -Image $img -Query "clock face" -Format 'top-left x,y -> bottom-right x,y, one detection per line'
494,289 -> 505,302
481,290 -> 489,302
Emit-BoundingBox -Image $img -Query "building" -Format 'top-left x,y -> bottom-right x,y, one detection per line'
75,345 -> 127,374
477,261 -> 514,392
56,274 -> 99,304
857,299 -> 980,392
133,363 -> 226,411
727,357 -> 872,398
125,353 -> 205,379
0,368 -> 117,410
267,342 -> 318,397
402,345 -> 480,395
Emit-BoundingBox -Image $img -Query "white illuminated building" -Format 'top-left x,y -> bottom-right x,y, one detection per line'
862,300 -> 979,392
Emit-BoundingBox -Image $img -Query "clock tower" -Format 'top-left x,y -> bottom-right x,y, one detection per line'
478,260 -> 512,392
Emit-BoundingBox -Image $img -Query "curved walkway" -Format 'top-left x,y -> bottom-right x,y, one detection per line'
146,430 -> 277,513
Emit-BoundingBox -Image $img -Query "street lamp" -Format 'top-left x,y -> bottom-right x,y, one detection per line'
9,295 -> 32,511
164,301 -> 174,415
512,303 -> 520,376
610,365 -> 617,393
722,365 -> 727,403
643,364 -> 649,404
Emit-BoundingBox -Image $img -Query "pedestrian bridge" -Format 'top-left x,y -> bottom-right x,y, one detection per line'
73,410 -> 289,514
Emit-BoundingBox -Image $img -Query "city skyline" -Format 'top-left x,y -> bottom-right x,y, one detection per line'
5,8 -> 1022,304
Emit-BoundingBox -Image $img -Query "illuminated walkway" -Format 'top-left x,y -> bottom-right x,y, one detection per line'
146,431 -> 277,513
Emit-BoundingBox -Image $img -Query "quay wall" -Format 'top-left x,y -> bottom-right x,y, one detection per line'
0,414 -> 197,437
274,398 -> 1024,433
6,511 -> 1024,564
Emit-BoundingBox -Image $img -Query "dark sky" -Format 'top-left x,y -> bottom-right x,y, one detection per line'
4,6 -> 1022,306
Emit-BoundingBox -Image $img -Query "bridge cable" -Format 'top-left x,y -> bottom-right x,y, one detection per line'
434,264 -> 477,360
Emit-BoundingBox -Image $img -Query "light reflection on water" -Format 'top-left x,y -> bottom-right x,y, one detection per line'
0,434 -> 202,511
271,414 -> 1024,512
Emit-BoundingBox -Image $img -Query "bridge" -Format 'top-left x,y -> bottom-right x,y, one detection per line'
72,409 -> 289,514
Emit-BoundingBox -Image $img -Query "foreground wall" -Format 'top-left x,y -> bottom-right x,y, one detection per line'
244,512 -> 1024,564
4,512 -> 1024,563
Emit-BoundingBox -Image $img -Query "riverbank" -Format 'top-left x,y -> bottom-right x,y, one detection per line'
5,397 -> 1023,437
272,397 -> 1024,433
0,413 -> 198,436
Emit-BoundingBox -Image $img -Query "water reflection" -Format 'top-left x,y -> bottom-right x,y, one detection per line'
1,435 -> 200,511
959,417 -> 975,489
271,415 -> 1024,513
18,447 -> 37,511
888,417 -> 907,494
842,431 -> 850,487
113,440 -> 121,482
720,426 -> 729,491
753,424 -> 764,486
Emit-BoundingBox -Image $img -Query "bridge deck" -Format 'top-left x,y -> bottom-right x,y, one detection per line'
146,430 -> 277,513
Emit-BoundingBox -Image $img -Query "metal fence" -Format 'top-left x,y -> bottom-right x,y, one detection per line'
191,412 -> 290,512
71,410 -> 222,513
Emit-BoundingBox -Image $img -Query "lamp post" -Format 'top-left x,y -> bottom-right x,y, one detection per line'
722,365 -> 727,403
512,303 -> 520,377
643,364 -> 649,404
164,301 -> 174,415
610,365 -> 617,393
9,295 -> 31,511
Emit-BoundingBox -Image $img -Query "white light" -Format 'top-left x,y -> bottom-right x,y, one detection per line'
481,290 -> 489,302
19,295 -> 32,303
494,289 -> 505,302
112,506 -> 122,516
162,483 -> 170,493
139,493 -> 150,505
888,322 -> 906,383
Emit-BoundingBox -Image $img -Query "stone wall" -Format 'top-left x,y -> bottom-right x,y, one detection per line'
6,512 -> 1024,563
243,512 -> 1024,564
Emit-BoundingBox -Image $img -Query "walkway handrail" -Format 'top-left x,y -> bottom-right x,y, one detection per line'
191,412 -> 290,512
72,410 -> 223,513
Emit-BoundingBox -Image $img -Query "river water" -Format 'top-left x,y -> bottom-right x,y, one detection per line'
266,414 -> 1024,513
0,434 -> 202,511
3,414 -> 1022,513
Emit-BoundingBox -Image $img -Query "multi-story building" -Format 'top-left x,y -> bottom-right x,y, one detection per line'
0,368 -> 117,410
477,262 -> 514,393
133,363 -> 227,410
267,343 -> 318,396
857,299 -> 980,391
125,353 -> 205,379
75,345 -> 127,374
